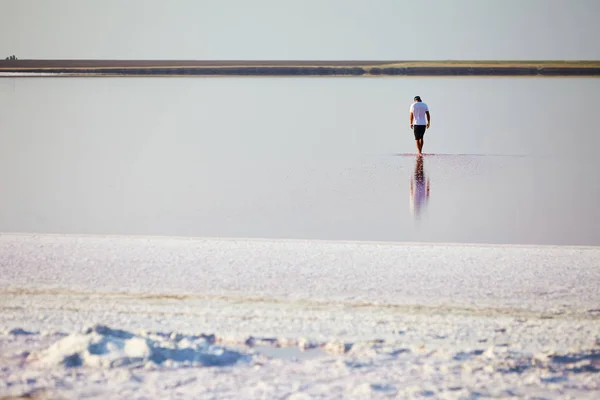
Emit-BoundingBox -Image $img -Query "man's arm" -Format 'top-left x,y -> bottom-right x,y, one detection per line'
425,111 -> 431,128
410,111 -> 414,128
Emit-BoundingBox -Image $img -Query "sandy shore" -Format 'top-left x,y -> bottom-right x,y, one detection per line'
1,234 -> 599,398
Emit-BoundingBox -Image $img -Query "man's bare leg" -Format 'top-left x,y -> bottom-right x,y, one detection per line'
415,139 -> 423,154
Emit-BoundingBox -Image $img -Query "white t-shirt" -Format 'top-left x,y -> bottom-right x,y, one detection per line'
410,102 -> 429,125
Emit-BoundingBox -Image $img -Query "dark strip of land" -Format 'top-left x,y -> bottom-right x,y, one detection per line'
1,60 -> 600,77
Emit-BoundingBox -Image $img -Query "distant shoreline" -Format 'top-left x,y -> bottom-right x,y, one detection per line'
1,60 -> 600,77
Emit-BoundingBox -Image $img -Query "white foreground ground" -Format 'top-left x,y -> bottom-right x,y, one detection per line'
0,234 -> 599,399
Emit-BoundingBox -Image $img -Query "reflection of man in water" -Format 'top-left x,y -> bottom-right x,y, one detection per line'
410,155 -> 430,216
409,96 -> 431,155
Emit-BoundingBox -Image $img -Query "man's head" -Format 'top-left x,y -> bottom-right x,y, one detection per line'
414,96 -> 422,102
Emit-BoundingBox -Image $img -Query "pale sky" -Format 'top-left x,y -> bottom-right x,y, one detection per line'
1,0 -> 599,60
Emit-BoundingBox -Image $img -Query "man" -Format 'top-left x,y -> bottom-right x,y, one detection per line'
409,96 -> 431,154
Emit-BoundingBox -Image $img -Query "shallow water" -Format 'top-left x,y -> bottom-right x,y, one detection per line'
0,77 -> 598,245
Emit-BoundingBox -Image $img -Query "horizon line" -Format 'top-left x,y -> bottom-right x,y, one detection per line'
2,59 -> 600,77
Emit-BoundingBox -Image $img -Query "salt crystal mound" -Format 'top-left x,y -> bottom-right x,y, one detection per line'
27,325 -> 248,368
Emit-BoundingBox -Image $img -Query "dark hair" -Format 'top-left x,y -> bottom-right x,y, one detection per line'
414,96 -> 421,101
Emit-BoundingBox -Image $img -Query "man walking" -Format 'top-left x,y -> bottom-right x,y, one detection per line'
409,96 -> 431,154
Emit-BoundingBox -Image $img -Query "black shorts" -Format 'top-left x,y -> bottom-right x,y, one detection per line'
413,125 -> 426,140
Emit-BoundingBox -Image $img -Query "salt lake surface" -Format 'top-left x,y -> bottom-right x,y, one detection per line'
1,75 -> 600,398
1,76 -> 599,245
